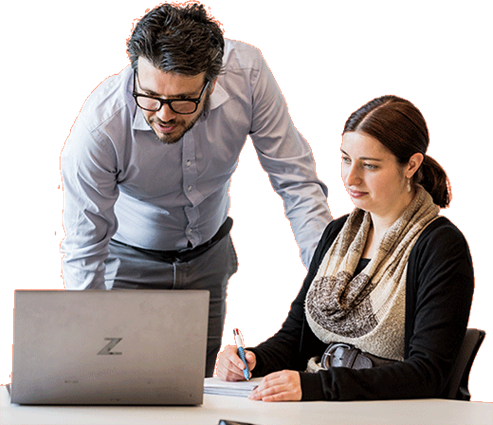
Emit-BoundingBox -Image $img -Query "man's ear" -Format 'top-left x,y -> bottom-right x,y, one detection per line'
209,77 -> 218,94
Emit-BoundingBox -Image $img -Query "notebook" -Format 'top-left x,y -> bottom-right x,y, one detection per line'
10,289 -> 209,405
204,377 -> 261,397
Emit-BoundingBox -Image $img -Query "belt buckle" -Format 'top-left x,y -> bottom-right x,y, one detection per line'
321,343 -> 352,369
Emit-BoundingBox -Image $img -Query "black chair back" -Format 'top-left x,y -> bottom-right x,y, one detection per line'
446,328 -> 486,400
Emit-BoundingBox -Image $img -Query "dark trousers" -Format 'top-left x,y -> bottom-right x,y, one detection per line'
104,234 -> 238,377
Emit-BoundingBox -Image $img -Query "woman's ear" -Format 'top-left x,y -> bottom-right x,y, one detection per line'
406,153 -> 424,179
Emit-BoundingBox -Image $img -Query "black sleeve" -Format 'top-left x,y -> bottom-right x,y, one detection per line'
299,217 -> 475,401
249,217 -> 347,376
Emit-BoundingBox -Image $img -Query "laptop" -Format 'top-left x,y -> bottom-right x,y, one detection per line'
10,289 -> 209,405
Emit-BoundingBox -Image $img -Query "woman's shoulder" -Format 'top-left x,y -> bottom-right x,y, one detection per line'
322,214 -> 350,240
408,215 -> 473,285
415,216 -> 471,254
319,215 -> 349,247
309,215 -> 350,269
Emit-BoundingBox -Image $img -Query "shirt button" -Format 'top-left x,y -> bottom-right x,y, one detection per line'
188,185 -> 192,192
186,160 -> 191,167
187,228 -> 193,234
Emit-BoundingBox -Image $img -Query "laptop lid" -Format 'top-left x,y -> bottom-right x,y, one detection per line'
11,289 -> 209,405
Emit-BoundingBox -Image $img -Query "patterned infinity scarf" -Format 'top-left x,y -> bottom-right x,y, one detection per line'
305,185 -> 439,361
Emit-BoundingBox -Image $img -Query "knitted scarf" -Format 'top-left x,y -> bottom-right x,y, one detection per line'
305,186 -> 439,361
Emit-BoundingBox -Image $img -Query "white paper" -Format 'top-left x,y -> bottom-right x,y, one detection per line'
204,377 -> 261,397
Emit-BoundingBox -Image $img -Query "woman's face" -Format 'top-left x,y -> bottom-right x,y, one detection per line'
341,131 -> 417,223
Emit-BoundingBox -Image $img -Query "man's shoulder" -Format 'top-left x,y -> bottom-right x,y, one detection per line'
77,66 -> 134,133
223,39 -> 263,70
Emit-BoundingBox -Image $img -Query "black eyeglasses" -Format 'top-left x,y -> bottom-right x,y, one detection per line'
132,72 -> 210,115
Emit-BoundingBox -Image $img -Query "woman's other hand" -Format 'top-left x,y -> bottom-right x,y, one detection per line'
249,370 -> 302,402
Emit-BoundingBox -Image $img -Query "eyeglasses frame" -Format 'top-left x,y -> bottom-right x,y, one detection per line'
132,71 -> 210,115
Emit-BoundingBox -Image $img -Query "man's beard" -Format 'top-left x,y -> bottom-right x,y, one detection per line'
146,93 -> 210,144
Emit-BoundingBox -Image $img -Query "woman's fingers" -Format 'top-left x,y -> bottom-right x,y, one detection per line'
249,370 -> 301,402
216,345 -> 256,381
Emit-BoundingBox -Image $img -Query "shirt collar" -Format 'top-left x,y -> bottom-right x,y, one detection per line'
208,81 -> 229,110
133,107 -> 152,131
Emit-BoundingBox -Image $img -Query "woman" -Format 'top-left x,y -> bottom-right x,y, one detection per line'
216,95 -> 474,401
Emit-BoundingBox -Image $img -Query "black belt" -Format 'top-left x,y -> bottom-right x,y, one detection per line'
321,343 -> 397,370
113,217 -> 233,263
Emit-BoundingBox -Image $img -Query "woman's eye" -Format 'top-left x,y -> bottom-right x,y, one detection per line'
342,156 -> 351,164
364,163 -> 378,170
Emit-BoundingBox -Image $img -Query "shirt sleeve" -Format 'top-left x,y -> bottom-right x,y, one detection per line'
248,51 -> 332,267
60,116 -> 120,289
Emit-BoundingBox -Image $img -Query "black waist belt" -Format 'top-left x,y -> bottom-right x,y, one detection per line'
114,217 -> 233,263
321,343 -> 397,370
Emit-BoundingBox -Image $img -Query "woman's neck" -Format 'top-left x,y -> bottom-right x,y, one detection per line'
363,189 -> 416,258
373,187 -> 415,232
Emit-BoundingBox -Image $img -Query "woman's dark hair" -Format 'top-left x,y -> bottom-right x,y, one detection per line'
127,2 -> 224,82
343,95 -> 451,208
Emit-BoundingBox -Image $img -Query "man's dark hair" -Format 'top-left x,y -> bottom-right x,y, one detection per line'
127,2 -> 224,82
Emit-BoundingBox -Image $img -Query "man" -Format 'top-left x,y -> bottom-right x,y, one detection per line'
61,2 -> 331,376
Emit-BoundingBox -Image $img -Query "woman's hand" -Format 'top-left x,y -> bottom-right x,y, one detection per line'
216,345 -> 256,381
249,370 -> 302,402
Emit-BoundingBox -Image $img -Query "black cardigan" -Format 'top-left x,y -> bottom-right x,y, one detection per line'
250,215 -> 474,401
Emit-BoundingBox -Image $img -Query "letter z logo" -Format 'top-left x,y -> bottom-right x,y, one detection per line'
97,338 -> 123,355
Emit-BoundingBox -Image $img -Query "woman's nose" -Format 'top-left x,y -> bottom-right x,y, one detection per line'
345,165 -> 361,186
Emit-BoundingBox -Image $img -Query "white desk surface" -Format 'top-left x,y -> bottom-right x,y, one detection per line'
1,386 -> 491,425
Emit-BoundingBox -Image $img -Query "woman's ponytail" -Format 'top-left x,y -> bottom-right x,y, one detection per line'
417,155 -> 451,208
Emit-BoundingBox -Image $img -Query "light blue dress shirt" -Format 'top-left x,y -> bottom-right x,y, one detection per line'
61,40 -> 331,289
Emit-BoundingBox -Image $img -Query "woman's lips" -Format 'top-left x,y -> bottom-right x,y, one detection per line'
348,189 -> 368,199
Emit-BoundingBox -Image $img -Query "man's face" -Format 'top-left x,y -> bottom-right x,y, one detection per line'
135,57 -> 215,144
